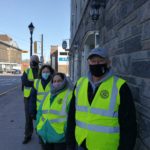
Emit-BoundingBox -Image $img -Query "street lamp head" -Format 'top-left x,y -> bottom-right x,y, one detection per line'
90,0 -> 106,21
28,22 -> 35,34
28,22 -> 34,57
91,0 -> 101,9
90,8 -> 100,21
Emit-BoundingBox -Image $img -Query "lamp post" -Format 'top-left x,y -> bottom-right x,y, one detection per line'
28,22 -> 35,57
90,0 -> 106,21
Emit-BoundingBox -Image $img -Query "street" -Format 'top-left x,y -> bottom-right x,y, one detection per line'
0,75 -> 42,150
0,75 -> 21,95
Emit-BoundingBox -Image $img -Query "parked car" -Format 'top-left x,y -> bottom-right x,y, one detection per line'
11,69 -> 21,74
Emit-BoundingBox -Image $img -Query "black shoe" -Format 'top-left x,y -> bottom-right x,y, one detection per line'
22,136 -> 31,144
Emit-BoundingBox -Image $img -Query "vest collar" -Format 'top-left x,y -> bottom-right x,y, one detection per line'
87,69 -> 114,91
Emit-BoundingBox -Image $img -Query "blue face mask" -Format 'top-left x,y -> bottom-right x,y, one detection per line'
42,73 -> 50,80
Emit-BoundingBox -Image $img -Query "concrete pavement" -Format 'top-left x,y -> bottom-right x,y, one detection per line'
0,85 -> 42,150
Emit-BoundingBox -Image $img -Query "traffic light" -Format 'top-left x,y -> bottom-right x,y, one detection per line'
34,41 -> 37,53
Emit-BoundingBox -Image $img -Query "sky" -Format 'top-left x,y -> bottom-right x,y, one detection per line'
0,0 -> 70,61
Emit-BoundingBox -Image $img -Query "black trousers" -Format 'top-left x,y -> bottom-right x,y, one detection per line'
41,142 -> 66,150
24,98 -> 33,138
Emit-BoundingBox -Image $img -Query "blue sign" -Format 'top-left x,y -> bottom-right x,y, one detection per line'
62,40 -> 67,49
59,57 -> 69,61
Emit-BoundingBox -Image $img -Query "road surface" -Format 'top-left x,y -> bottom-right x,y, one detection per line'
0,75 -> 42,150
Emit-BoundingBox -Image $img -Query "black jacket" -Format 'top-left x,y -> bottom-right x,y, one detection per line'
21,68 -> 39,91
29,77 -> 51,118
66,80 -> 137,150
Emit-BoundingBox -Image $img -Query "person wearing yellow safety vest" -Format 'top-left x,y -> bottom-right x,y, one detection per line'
66,47 -> 137,150
36,73 -> 73,150
21,55 -> 40,144
29,64 -> 55,120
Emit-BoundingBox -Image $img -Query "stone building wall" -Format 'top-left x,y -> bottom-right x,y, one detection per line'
100,1 -> 150,149
70,0 -> 150,149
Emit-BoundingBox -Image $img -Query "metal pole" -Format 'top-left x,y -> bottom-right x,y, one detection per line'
30,33 -> 33,57
41,34 -> 43,64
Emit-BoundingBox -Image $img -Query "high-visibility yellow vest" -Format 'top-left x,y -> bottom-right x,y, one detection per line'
75,76 -> 125,150
34,79 -> 50,110
23,68 -> 34,98
36,89 -> 72,143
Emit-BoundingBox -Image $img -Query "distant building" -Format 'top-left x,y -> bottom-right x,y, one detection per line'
50,45 -> 58,72
58,46 -> 69,75
50,45 -> 69,75
0,34 -> 22,73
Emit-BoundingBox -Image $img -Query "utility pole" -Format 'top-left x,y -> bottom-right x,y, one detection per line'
41,34 -> 44,64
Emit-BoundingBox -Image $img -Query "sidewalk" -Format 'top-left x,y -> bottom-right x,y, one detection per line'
0,86 -> 42,150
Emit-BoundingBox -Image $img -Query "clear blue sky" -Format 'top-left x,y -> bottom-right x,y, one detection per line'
0,0 -> 70,61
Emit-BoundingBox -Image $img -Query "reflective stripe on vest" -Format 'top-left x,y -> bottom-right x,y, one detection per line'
76,120 -> 119,133
75,76 -> 125,150
42,90 -> 70,116
35,79 -> 50,110
76,77 -> 119,118
41,116 -> 66,123
36,88 -> 72,140
75,77 -> 85,101
25,86 -> 32,90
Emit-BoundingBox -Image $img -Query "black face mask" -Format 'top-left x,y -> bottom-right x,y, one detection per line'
30,61 -> 38,68
89,64 -> 108,77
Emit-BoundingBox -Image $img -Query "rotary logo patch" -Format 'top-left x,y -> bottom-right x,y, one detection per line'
57,99 -> 63,104
100,90 -> 109,99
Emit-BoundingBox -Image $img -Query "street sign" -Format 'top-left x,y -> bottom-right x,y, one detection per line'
62,40 -> 67,49
59,57 -> 69,61
34,41 -> 37,53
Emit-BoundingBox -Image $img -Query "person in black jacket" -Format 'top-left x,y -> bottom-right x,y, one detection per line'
21,55 -> 40,144
66,47 -> 137,150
